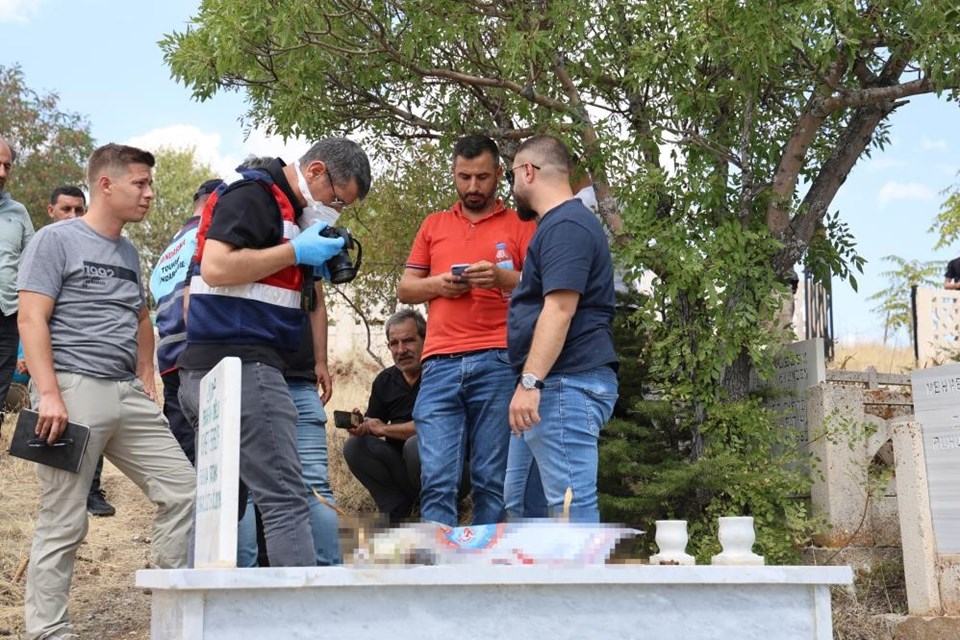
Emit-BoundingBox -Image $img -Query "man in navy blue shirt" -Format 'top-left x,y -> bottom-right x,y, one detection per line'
504,134 -> 619,522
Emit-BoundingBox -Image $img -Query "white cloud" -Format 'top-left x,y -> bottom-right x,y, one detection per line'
0,0 -> 41,22
125,124 -> 226,173
124,124 -> 310,182
876,181 -> 936,209
239,127 -> 310,165
921,137 -> 948,151
864,156 -> 904,172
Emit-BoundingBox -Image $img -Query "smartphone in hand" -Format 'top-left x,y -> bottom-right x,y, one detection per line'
451,263 -> 469,282
333,410 -> 360,429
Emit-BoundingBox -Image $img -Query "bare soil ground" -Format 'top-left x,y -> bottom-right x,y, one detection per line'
0,417 -> 153,639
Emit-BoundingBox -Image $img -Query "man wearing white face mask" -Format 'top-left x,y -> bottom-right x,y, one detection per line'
178,138 -> 371,567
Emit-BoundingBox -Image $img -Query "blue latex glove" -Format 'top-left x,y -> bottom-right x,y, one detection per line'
291,222 -> 345,268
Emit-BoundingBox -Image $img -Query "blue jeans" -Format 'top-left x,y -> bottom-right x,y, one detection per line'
504,366 -> 618,523
238,380 -> 341,566
236,494 -> 258,568
414,349 -> 514,525
503,442 -> 548,520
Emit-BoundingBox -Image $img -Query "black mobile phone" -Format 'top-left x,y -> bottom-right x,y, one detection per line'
333,410 -> 358,429
451,263 -> 469,281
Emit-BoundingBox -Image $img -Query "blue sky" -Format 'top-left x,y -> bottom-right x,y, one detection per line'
2,0 -> 959,344
829,94 -> 959,344
0,0 -> 311,170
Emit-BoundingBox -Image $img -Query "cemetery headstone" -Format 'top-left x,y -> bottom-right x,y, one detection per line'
758,338 -> 826,448
910,363 -> 960,554
194,357 -> 242,568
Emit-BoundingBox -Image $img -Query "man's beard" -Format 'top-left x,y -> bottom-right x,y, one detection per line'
458,188 -> 493,212
514,192 -> 538,221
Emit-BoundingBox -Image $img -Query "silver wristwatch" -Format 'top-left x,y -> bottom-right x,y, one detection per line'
520,373 -> 544,390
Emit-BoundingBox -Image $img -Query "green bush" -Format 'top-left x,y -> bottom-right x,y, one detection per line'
598,298 -> 819,564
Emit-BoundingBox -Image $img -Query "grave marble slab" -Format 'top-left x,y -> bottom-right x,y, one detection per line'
137,565 -> 852,640
911,363 -> 960,554
758,338 -> 825,448
193,357 -> 241,568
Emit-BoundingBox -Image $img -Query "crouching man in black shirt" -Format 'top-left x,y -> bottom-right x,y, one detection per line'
343,309 -> 425,523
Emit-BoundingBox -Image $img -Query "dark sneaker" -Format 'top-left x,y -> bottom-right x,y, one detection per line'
87,489 -> 116,517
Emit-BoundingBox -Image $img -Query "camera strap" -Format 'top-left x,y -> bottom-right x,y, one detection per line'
300,266 -> 318,312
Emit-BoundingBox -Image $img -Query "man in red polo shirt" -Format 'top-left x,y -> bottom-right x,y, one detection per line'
398,135 -> 536,525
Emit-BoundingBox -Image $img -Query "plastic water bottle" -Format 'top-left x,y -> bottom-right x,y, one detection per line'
495,242 -> 514,300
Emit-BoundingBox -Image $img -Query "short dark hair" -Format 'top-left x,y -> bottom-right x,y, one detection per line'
299,138 -> 372,199
49,185 -> 86,206
193,179 -> 225,202
515,135 -> 571,171
87,144 -> 155,185
385,308 -> 426,341
453,134 -> 500,166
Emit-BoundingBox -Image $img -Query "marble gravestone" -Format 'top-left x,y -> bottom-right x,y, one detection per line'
194,357 -> 242,568
910,363 -> 960,554
137,565 -> 852,640
761,338 -> 826,448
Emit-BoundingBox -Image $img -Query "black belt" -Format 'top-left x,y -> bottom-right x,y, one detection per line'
424,348 -> 497,362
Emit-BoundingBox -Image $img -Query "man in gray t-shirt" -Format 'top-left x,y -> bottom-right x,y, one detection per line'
20,219 -> 144,378
16,143 -> 195,640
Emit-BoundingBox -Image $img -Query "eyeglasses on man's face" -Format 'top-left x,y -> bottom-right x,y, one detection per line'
325,171 -> 348,211
504,162 -> 541,187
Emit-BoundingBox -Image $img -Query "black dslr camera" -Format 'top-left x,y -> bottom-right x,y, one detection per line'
318,226 -> 363,284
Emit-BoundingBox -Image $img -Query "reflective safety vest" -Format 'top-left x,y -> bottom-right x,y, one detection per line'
150,215 -> 201,374
185,169 -> 305,352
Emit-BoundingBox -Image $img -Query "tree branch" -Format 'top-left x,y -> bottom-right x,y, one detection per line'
765,54 -> 848,239
553,54 -> 623,234
777,100 -> 899,273
330,285 -> 385,369
738,93 -> 755,225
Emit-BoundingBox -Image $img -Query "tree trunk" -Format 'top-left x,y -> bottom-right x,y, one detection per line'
722,348 -> 754,403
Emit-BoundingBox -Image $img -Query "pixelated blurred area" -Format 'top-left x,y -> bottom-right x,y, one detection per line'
350,521 -> 640,566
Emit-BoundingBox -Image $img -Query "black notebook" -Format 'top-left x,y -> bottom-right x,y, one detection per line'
8,409 -> 91,473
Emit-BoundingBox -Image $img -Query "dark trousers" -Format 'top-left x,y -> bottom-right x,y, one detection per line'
343,434 -> 469,523
161,370 -> 195,465
0,311 -> 19,417
343,435 -> 419,521
180,363 -> 316,567
89,456 -> 104,494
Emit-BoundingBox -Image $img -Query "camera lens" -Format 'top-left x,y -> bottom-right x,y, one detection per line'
320,226 -> 359,284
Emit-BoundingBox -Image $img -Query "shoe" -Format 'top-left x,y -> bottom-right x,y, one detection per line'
44,633 -> 80,640
87,489 -> 116,517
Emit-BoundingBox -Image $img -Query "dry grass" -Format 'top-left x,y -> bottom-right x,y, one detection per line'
326,357 -> 380,513
830,342 -> 915,374
832,585 -> 897,640
832,557 -> 908,640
